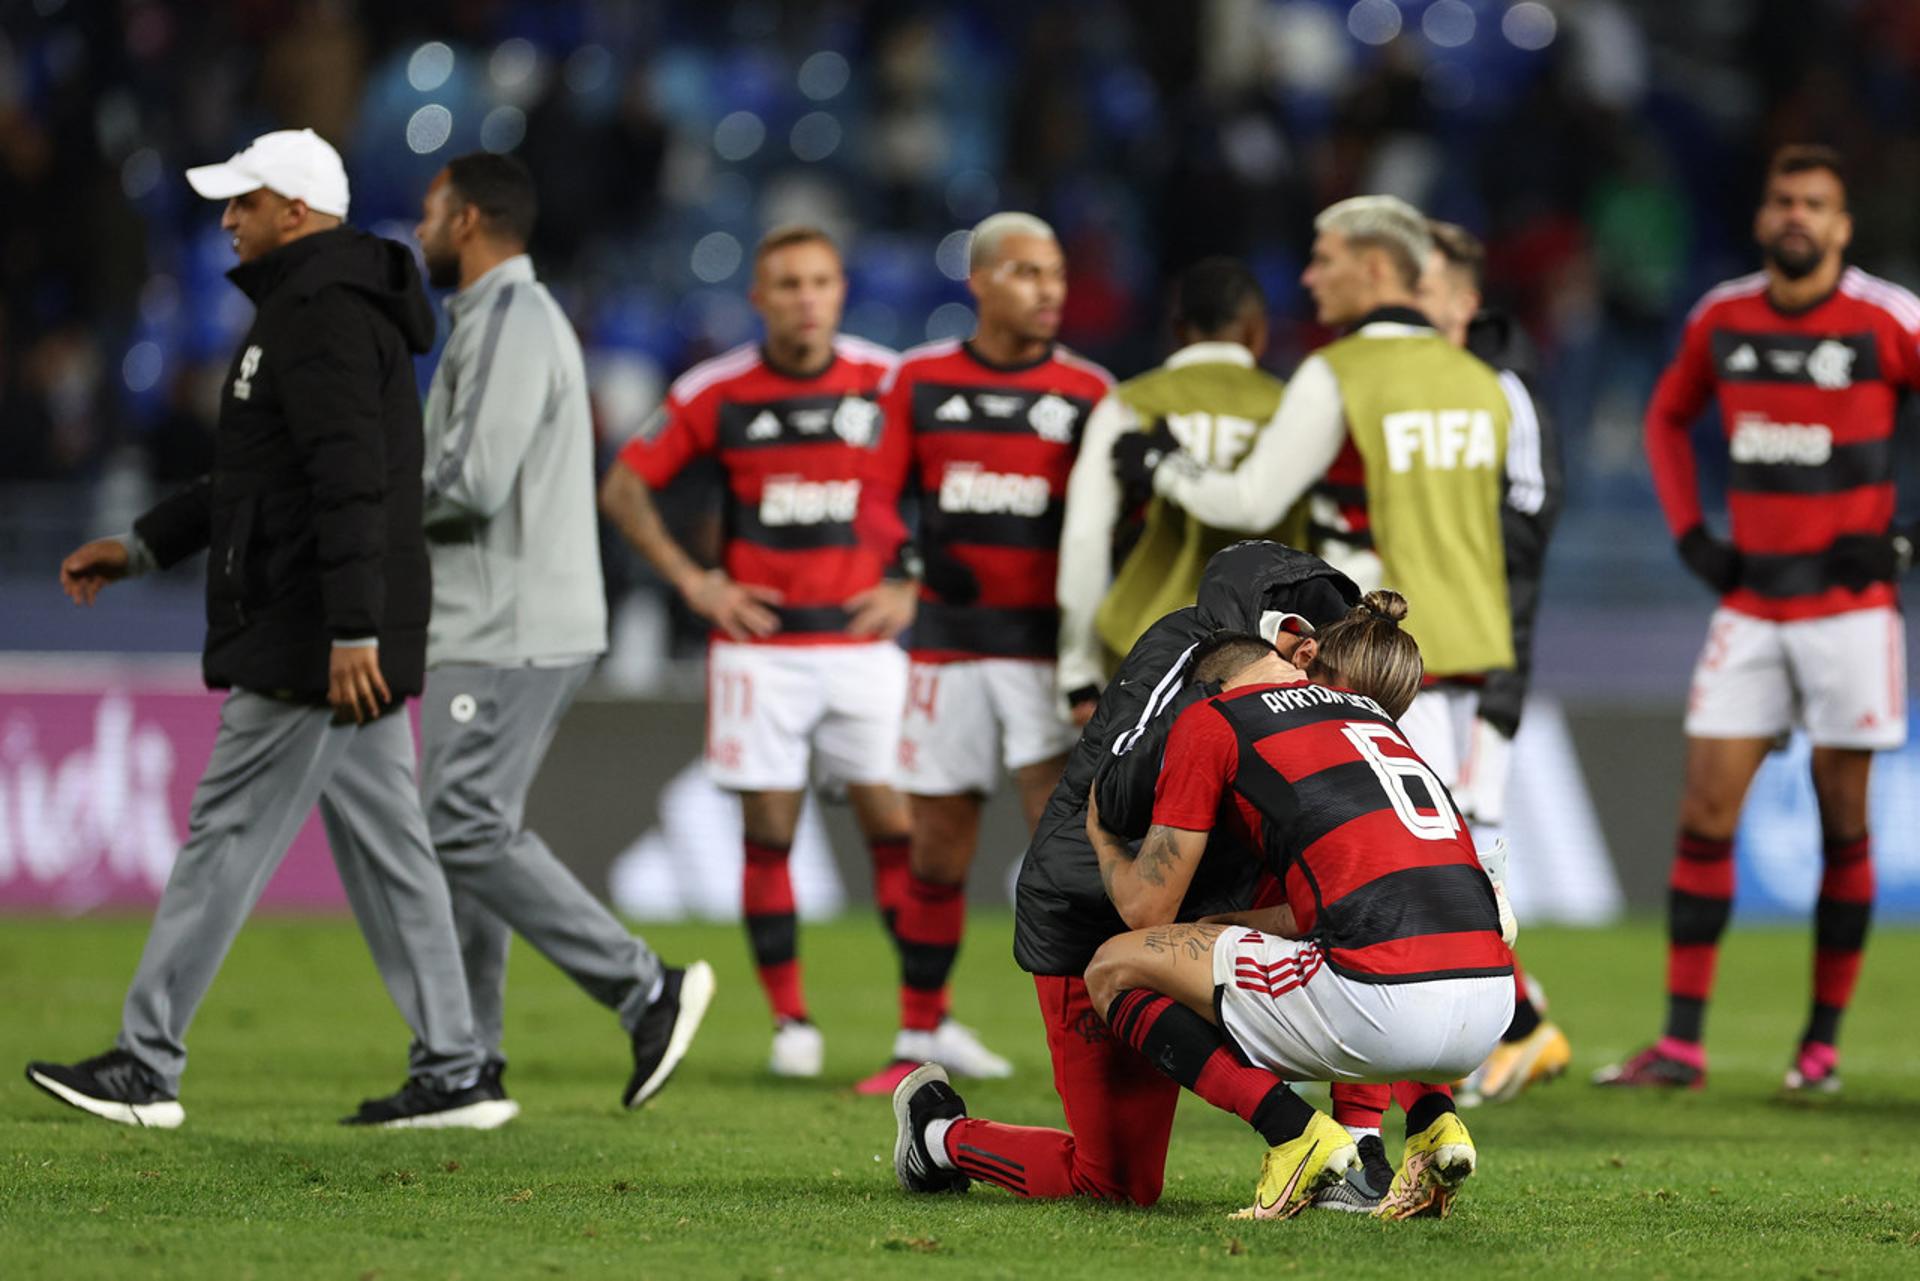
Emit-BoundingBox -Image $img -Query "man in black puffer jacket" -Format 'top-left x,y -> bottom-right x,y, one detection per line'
26,130 -> 507,1132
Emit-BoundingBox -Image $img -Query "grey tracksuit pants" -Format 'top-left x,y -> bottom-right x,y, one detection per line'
118,691 -> 485,1094
414,662 -> 661,1069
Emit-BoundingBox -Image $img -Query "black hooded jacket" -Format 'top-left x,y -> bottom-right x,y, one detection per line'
1012,541 -> 1359,976
134,227 -> 437,703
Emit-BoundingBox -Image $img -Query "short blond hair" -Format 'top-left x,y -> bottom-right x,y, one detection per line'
968,211 -> 1056,271
755,224 -> 839,265
1316,195 -> 1432,290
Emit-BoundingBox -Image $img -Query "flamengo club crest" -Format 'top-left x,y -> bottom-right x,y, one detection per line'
1027,393 -> 1077,442
1806,339 -> 1855,390
831,396 -> 880,447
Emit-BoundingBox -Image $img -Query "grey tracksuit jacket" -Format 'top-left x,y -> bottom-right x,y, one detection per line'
421,255 -> 607,667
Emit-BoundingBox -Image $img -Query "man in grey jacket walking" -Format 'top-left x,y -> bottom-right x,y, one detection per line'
413,152 -> 711,1110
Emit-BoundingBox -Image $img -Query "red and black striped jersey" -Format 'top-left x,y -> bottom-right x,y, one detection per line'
1647,267 -> 1920,621
876,339 -> 1112,661
615,335 -> 900,644
1153,679 -> 1511,984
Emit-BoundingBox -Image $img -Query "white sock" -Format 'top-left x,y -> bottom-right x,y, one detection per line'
924,1117 -> 957,1169
1345,1125 -> 1380,1143
645,971 -> 666,1005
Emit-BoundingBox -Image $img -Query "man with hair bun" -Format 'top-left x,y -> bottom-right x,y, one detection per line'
857,211 -> 1113,1093
894,585 -> 1516,1221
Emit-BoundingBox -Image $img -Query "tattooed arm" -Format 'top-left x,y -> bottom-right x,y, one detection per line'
1088,788 -> 1209,928
1197,906 -> 1300,937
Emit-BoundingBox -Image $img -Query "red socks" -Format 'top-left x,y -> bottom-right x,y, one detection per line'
1106,988 -> 1312,1145
897,870 -> 964,1032
1665,831 -> 1734,1044
1808,835 -> 1873,1046
742,840 -> 806,1022
869,835 -> 910,937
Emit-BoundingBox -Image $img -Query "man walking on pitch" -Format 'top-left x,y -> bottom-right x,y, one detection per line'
859,211 -> 1114,1092
1598,145 -> 1919,1095
602,226 -> 916,1078
28,129 -> 509,1129
413,152 -> 712,1111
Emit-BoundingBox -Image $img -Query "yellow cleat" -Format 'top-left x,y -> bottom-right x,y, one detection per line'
1376,1110 -> 1476,1220
1457,1021 -> 1571,1107
1229,1111 -> 1360,1221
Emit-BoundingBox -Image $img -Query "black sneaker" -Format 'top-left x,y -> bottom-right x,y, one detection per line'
891,1062 -> 971,1194
1311,1133 -> 1394,1213
341,1075 -> 518,1129
25,1049 -> 184,1129
478,1058 -> 507,1097
623,961 -> 715,1109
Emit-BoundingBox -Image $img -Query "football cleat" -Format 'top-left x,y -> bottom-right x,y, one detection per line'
856,1020 -> 1013,1095
25,1049 -> 184,1129
1310,1133 -> 1394,1213
1229,1111 -> 1360,1221
932,1019 -> 1013,1079
1457,1021 -> 1572,1107
891,1063 -> 971,1194
1376,1110 -> 1476,1220
624,961 -> 715,1108
1780,1042 -> 1842,1100
1591,1041 -> 1705,1090
769,1019 -> 824,1078
340,1076 -> 518,1129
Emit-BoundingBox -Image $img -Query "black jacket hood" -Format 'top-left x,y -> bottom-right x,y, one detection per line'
229,226 -> 436,354
1467,307 -> 1538,383
1194,539 -> 1360,635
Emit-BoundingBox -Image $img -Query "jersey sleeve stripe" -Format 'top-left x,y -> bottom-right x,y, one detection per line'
1841,267 -> 1920,333
1498,370 -> 1547,516
831,333 -> 902,370
1684,272 -> 1769,324
1051,345 -> 1117,387
667,341 -> 763,403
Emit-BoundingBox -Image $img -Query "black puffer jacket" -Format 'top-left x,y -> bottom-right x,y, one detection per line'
135,227 -> 436,703
1012,541 -> 1359,976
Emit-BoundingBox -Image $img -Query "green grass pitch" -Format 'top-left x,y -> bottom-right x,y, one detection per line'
3,914 -> 1919,1279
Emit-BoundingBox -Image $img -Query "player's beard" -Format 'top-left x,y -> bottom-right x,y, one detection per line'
1763,233 -> 1824,281
423,240 -> 461,289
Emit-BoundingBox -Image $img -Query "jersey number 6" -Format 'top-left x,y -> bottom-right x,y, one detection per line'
1340,721 -> 1463,841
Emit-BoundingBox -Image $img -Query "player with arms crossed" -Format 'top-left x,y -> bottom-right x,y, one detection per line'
856,212 -> 1113,1092
1597,146 -> 1920,1095
895,604 -> 1513,1219
601,227 -> 918,1078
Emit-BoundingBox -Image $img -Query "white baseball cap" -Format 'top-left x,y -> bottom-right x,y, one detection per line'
185,128 -> 350,218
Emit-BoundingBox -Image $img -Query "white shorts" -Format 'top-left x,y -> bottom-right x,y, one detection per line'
1686,606 -> 1907,749
1211,928 -> 1513,1084
705,639 -> 908,791
1398,685 -> 1513,826
897,658 -> 1077,795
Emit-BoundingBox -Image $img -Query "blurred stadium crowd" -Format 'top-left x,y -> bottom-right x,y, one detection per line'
4,0 -> 1920,644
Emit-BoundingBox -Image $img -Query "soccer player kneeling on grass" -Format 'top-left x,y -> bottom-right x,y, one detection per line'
895,599 -> 1515,1219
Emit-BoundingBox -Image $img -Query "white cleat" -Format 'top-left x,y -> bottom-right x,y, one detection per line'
929,1019 -> 1013,1079
769,1019 -> 824,1078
